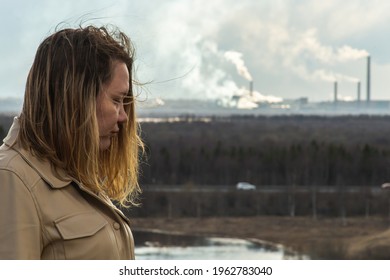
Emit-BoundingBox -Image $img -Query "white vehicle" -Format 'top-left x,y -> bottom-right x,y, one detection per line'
236,182 -> 256,190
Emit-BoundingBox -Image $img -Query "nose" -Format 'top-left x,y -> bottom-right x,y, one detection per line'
118,104 -> 128,123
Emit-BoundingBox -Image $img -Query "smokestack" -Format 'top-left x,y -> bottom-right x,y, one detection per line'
357,81 -> 361,102
366,55 -> 371,104
249,80 -> 253,96
334,81 -> 338,104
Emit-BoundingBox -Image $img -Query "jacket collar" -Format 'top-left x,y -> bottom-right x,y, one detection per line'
3,117 -> 73,189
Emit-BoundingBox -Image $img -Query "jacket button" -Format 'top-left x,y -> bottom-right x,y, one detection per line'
113,222 -> 121,230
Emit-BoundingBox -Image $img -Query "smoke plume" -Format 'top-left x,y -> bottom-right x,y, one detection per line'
224,51 -> 253,81
312,69 -> 360,83
140,1 -> 379,101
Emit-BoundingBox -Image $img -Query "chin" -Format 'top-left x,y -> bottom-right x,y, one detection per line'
99,139 -> 111,151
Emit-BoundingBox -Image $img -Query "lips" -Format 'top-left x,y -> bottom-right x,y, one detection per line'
110,130 -> 119,137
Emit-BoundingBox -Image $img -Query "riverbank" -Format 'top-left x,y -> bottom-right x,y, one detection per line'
130,216 -> 390,259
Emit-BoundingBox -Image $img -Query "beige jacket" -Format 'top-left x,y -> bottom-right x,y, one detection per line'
0,118 -> 135,260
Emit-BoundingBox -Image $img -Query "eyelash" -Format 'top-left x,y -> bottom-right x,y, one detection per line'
112,96 -> 133,105
113,98 -> 122,104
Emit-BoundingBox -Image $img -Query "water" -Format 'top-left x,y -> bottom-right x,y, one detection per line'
134,230 -> 307,260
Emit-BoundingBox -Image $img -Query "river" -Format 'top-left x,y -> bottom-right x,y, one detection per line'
133,230 -> 308,260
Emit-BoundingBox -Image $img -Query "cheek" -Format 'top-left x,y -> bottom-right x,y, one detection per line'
96,102 -> 108,132
96,108 -> 106,134
96,104 -> 118,134
96,95 -> 104,129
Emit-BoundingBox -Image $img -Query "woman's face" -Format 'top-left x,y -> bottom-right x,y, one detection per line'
96,61 -> 129,151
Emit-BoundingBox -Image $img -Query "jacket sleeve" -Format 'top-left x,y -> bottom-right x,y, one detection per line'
0,170 -> 42,259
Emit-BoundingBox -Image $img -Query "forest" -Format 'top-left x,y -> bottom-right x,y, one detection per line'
138,115 -> 390,187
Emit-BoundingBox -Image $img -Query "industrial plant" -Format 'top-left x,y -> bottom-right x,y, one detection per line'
216,55 -> 390,115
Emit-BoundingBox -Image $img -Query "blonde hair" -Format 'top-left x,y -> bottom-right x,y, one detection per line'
18,25 -> 143,207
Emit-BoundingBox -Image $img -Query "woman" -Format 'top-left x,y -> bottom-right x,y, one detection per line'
0,25 -> 144,259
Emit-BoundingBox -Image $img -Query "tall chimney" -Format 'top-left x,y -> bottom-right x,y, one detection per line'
357,81 -> 361,102
366,55 -> 371,104
249,80 -> 253,96
334,81 -> 338,104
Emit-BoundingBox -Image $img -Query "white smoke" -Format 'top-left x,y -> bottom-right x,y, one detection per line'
337,94 -> 354,102
312,69 -> 360,83
174,37 -> 243,100
218,88 -> 283,109
272,27 -> 369,85
3,0 -> 390,101
292,28 -> 369,64
177,37 -> 282,107
336,45 -> 369,62
224,51 -> 253,81
134,1 -> 377,101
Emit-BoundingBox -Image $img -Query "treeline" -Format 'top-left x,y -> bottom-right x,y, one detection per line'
139,115 -> 390,187
0,115 -> 13,140
126,187 -> 389,219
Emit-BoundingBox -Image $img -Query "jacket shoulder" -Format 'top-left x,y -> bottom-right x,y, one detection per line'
0,144 -> 41,189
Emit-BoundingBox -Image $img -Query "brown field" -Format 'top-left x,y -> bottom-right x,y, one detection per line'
131,216 -> 390,259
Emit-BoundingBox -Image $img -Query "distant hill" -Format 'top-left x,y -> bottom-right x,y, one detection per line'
0,114 -> 13,127
0,114 -> 13,140
0,97 -> 22,115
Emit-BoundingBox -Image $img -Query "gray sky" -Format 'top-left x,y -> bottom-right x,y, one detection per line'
1,0 -> 390,102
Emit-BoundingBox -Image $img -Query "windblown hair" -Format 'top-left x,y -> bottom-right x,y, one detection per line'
18,25 -> 143,207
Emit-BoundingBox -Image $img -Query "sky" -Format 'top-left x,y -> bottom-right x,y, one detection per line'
1,0 -> 390,102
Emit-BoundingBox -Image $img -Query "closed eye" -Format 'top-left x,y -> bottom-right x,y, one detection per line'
112,97 -> 122,104
111,95 -> 133,106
